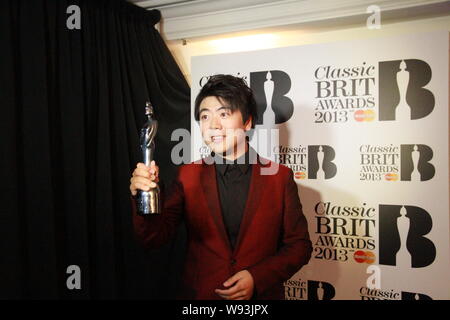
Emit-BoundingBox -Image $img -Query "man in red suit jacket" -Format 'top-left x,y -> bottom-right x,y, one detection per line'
130,75 -> 312,300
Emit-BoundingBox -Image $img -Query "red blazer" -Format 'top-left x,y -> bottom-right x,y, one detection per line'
132,155 -> 312,300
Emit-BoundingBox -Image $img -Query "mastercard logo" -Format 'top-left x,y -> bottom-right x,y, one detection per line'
354,110 -> 375,122
354,250 -> 375,264
385,173 -> 399,181
295,172 -> 306,179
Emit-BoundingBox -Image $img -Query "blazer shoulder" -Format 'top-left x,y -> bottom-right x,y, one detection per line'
176,159 -> 207,179
257,156 -> 293,179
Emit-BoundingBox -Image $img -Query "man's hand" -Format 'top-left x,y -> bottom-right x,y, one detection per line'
215,270 -> 254,300
130,161 -> 159,196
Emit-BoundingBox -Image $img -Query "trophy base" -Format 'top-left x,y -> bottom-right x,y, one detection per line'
136,189 -> 160,215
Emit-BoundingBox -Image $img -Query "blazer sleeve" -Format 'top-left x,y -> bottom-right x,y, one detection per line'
248,169 -> 312,297
131,169 -> 185,249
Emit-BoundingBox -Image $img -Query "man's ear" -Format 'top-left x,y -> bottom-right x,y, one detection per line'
244,116 -> 253,131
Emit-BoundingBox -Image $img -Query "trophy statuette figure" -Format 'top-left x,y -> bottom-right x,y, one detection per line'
136,102 -> 161,215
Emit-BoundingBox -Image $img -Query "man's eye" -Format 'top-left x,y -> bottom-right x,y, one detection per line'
220,112 -> 229,118
200,114 -> 208,120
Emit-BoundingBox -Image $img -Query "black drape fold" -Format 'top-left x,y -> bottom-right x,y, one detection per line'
0,0 -> 190,299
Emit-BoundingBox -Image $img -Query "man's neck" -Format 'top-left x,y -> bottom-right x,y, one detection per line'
220,143 -> 249,161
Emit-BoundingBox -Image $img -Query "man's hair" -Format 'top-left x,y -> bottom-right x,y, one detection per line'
194,74 -> 258,128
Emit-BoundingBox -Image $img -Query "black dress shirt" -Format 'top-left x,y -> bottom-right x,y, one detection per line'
214,150 -> 253,250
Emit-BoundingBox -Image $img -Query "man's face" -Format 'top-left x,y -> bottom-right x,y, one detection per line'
199,96 -> 252,158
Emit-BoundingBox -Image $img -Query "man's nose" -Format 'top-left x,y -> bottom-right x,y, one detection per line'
210,115 -> 222,129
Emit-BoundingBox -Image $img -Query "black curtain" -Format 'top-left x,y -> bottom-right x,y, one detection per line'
0,0 -> 190,299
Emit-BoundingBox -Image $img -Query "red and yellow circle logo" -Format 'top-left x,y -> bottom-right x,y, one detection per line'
295,172 -> 306,179
353,250 -> 375,264
385,173 -> 399,181
354,110 -> 375,122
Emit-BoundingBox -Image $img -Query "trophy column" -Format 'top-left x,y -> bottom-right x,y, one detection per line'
136,102 -> 161,215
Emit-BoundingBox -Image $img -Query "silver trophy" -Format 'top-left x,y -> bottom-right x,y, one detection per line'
136,102 -> 160,215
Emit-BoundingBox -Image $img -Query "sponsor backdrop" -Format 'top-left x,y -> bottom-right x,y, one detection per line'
190,31 -> 449,300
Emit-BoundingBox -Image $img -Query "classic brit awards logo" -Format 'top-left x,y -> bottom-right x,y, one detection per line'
359,144 -> 435,182
313,201 -> 376,263
312,202 -> 437,268
284,279 -> 336,300
314,62 -> 375,123
274,145 -> 337,180
313,59 -> 434,123
359,287 -> 433,300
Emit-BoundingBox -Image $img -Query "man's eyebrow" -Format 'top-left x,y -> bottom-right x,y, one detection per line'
198,107 -> 210,114
216,106 -> 232,112
199,106 -> 232,114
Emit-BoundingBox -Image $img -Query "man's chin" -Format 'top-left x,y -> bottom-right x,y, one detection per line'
209,147 -> 226,155
208,144 -> 230,156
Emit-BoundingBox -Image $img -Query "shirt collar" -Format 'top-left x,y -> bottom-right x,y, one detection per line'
213,147 -> 255,175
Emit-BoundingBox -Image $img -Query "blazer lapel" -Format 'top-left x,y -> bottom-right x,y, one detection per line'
200,158 -> 232,254
233,158 -> 268,254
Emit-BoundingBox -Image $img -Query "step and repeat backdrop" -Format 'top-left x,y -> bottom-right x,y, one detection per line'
190,31 -> 449,300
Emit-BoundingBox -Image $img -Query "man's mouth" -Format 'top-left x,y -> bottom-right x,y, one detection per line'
211,135 -> 225,143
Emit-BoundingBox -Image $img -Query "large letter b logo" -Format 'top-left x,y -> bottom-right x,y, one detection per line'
379,204 -> 436,268
379,59 -> 434,121
250,70 -> 294,125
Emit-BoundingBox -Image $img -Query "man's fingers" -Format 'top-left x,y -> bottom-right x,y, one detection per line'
215,271 -> 247,299
131,177 -> 153,190
134,168 -> 150,178
150,161 -> 159,174
131,176 -> 151,185
138,171 -> 157,182
137,162 -> 149,170
131,163 -> 158,196
136,182 -> 150,191
215,283 -> 241,297
134,168 -> 159,181
130,182 -> 153,193
228,292 -> 247,300
137,162 -> 159,176
223,273 -> 241,288
216,290 -> 246,300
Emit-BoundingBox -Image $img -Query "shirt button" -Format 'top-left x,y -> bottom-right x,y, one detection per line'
231,259 -> 236,265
